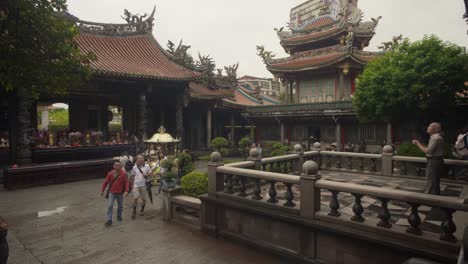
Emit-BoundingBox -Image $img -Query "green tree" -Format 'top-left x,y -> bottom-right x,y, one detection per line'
0,0 -> 94,97
353,35 -> 468,124
1,0 -> 94,163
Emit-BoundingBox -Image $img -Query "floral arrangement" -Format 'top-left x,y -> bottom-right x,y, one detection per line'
69,132 -> 83,147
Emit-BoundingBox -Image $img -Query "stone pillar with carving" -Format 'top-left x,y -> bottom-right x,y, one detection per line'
386,122 -> 392,144
207,108 -> 212,148
176,94 -> 184,148
280,121 -> 285,144
137,91 -> 147,141
335,119 -> 341,151
15,86 -> 33,164
230,113 -> 235,147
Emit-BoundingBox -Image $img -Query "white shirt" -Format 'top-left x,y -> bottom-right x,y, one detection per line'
131,164 -> 151,188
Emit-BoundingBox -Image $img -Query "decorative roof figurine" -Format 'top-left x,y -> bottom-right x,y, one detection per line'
144,126 -> 181,143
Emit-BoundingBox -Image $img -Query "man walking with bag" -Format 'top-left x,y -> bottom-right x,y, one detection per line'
130,155 -> 152,219
101,161 -> 130,227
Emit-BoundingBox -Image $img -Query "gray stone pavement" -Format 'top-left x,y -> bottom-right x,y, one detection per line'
0,179 -> 284,264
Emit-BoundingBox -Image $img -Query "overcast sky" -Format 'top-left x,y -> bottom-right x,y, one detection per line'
67,0 -> 467,78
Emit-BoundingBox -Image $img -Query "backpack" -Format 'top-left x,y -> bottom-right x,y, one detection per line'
455,133 -> 468,157
124,156 -> 134,171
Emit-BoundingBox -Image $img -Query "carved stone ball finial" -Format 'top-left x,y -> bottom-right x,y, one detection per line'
313,142 -> 321,150
303,160 -> 319,175
293,144 -> 303,152
210,151 -> 222,162
249,148 -> 260,158
382,145 -> 393,154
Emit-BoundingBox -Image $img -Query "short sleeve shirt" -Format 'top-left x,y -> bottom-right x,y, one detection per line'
131,164 -> 151,188
426,133 -> 444,157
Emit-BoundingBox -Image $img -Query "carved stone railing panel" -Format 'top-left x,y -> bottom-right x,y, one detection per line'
392,156 -> 468,181
315,179 -> 468,243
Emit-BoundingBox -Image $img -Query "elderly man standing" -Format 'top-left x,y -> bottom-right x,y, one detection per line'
130,155 -> 152,219
413,122 -> 445,195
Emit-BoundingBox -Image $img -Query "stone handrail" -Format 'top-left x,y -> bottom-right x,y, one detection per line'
393,156 -> 468,166
224,161 -> 256,168
261,154 -> 299,164
321,151 -> 381,159
316,180 -> 468,211
304,150 -> 319,157
217,166 -> 300,185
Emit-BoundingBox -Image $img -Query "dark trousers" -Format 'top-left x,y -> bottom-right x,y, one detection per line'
0,241 -> 8,264
425,158 -> 443,195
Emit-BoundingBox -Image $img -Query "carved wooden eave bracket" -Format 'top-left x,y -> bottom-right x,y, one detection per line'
73,6 -> 156,36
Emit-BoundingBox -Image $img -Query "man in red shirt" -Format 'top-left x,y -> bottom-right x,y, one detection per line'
101,161 -> 130,227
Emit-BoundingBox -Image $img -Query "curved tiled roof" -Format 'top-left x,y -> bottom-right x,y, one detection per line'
76,33 -> 200,81
189,82 -> 233,100
223,86 -> 280,107
281,26 -> 345,47
303,16 -> 336,31
267,46 -> 380,73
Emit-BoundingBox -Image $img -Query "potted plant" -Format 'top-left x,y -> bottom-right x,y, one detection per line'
161,159 -> 177,188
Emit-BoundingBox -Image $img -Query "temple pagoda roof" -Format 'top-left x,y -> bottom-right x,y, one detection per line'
72,8 -> 200,81
277,8 -> 381,51
265,45 -> 381,73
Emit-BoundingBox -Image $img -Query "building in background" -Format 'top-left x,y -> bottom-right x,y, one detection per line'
290,0 -> 358,27
250,0 -> 386,151
238,75 -> 281,98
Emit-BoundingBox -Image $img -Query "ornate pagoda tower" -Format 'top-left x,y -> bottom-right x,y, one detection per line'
259,0 -> 381,104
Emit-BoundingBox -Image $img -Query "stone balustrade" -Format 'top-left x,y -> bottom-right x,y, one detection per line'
207,145 -> 468,243
315,179 -> 468,243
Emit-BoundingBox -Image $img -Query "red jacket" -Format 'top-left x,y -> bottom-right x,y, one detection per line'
101,169 -> 130,194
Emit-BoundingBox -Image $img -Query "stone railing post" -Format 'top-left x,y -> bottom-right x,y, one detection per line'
208,152 -> 225,197
313,142 -> 321,168
292,144 -> 304,174
247,148 -> 262,170
300,160 -> 321,219
162,187 -> 181,221
382,145 -> 394,177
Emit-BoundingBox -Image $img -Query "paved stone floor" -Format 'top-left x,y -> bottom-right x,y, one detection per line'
0,179 -> 284,264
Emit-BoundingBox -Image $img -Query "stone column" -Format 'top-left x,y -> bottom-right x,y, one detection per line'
300,161 -> 321,219
176,95 -> 184,147
249,123 -> 255,143
280,121 -> 285,144
292,144 -> 304,174
338,70 -> 345,101
137,91 -> 147,140
207,108 -> 212,148
40,107 -> 49,131
208,152 -> 224,196
335,120 -> 341,151
159,105 -> 165,127
100,104 -> 109,138
230,113 -> 235,147
382,145 -> 394,177
15,86 -> 32,164
386,122 -> 392,144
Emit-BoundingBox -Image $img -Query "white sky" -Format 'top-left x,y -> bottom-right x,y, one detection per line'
67,0 -> 468,78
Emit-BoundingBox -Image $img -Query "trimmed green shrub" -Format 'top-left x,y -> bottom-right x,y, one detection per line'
177,151 -> 194,176
211,137 -> 229,151
181,171 -> 208,197
271,142 -> 290,157
396,143 -> 425,157
161,159 -> 175,171
238,137 -> 250,158
219,147 -> 229,157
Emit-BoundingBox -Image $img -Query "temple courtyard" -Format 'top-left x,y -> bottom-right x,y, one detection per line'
2,161 -> 467,264
0,178 -> 285,264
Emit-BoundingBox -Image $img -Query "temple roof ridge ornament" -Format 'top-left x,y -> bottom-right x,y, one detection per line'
74,6 -> 156,36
